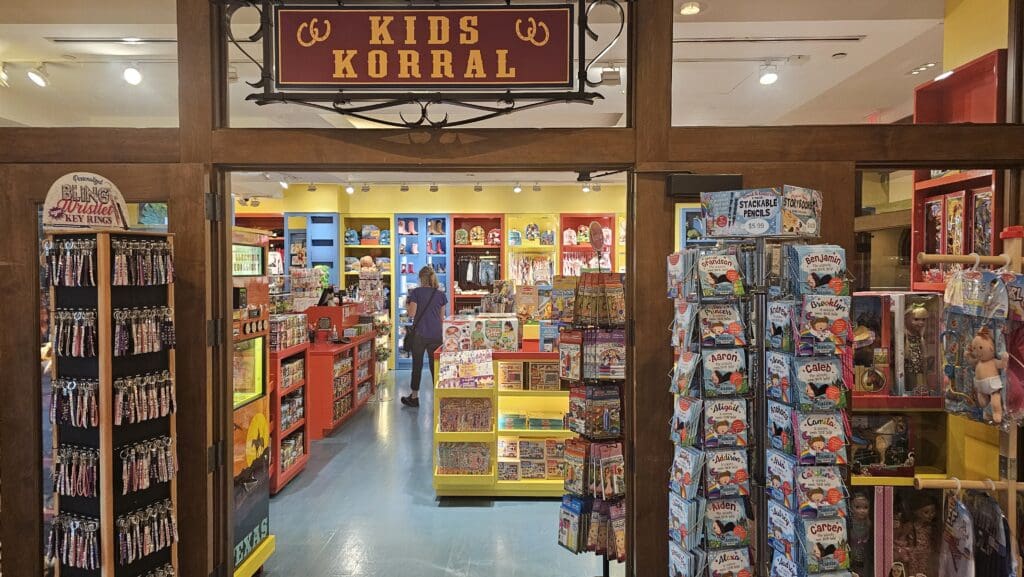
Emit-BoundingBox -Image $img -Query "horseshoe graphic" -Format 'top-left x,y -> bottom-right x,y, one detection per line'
297,17 -> 331,48
515,17 -> 550,47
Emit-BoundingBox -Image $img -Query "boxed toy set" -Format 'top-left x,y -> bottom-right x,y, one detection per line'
442,314 -> 519,353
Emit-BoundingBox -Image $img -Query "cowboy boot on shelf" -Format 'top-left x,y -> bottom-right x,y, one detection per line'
407,219 -> 418,235
426,239 -> 434,254
397,219 -> 408,235
410,242 -> 419,255
399,239 -> 406,254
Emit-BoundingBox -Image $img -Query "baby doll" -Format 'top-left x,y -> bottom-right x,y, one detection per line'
903,302 -> 930,395
968,326 -> 1008,423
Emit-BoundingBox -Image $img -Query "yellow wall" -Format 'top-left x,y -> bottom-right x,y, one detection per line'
944,0 -> 1009,70
236,183 -> 626,215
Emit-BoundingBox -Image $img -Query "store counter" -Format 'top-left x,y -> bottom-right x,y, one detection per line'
307,332 -> 377,440
431,350 -> 571,497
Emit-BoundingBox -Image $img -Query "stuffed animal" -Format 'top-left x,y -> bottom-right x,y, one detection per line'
359,255 -> 376,271
968,326 -> 1009,423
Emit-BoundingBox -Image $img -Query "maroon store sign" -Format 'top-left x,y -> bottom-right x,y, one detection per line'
274,6 -> 574,89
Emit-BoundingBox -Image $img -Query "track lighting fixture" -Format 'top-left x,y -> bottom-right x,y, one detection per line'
400,183 -> 410,192
473,183 -> 483,192
344,185 -> 354,194
122,63 -> 142,85
513,183 -> 523,194
0,63 -> 8,88
429,183 -> 439,193
532,183 -> 542,192
361,184 -> 371,193
582,184 -> 591,193
27,64 -> 49,87
759,63 -> 779,85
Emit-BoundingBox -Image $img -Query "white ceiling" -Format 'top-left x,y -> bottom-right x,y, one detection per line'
0,1 -> 948,128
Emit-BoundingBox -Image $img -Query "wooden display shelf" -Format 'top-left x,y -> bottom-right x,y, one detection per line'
850,467 -> 946,487
308,332 -> 376,440
270,338 -> 310,495
270,341 -> 308,362
913,169 -> 993,192
851,396 -> 944,411
276,453 -> 309,490
453,244 -> 502,250
326,390 -> 372,433
279,416 -> 306,439
278,378 -> 305,398
333,387 -> 353,402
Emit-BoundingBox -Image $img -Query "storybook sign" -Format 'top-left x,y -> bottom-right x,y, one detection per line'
43,172 -> 130,230
275,6 -> 574,89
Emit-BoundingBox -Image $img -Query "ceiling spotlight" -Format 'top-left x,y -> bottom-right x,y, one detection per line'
237,197 -> 250,206
911,70 -> 921,75
429,183 -> 439,193
344,185 -> 354,194
934,70 -> 954,81
532,183 -> 542,192
582,184 -> 591,193
122,64 -> 142,85
250,198 -> 261,207
307,183 -> 318,192
0,63 -> 8,88
679,1 -> 702,16
513,183 -> 523,194
474,183 -> 483,192
361,184 -> 370,193
27,64 -> 49,87
122,37 -> 142,44
593,184 -> 602,192
831,52 -> 847,60
926,62 -> 936,68
279,181 -> 289,190
400,183 -> 409,192
262,173 -> 271,181
758,63 -> 779,85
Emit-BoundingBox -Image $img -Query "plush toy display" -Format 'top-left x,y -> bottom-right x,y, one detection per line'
359,255 -> 376,271
968,326 -> 1009,423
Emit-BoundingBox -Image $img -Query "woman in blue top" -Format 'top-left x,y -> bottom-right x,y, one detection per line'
401,266 -> 448,407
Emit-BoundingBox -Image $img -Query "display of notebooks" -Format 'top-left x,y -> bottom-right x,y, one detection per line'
766,351 -> 793,404
707,547 -> 753,577
497,361 -> 524,390
674,298 -> 698,349
704,398 -> 748,449
795,412 -> 848,466
701,348 -> 749,397
521,459 -> 547,479
788,244 -> 849,296
437,397 -> 493,432
497,436 -> 519,459
558,495 -> 585,553
559,330 -> 583,382
796,466 -> 848,519
596,330 -> 626,380
698,253 -> 746,297
598,442 -> 626,499
669,492 -> 707,550
497,460 -> 521,481
801,518 -> 851,573
768,300 -> 798,353
792,356 -> 846,412
546,458 -> 566,480
672,395 -> 703,447
669,540 -> 706,577
436,442 -> 491,475
528,361 -> 560,390
498,412 -> 528,430
705,449 -> 750,499
545,438 -> 565,459
670,445 -> 704,499
705,498 -> 751,549
768,400 -> 794,454
519,439 -> 546,460
564,438 -> 589,496
699,304 -> 748,347
768,499 -> 798,560
795,295 -> 851,356
766,449 -> 798,510
671,350 -> 700,396
528,412 -> 565,430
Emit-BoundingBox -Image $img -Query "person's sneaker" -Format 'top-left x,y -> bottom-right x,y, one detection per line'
400,395 -> 420,407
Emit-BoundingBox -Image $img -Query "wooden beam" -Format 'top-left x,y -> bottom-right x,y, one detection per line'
668,124 -> 1024,164
211,127 -> 635,168
632,0 -> 673,163
0,128 -> 180,164
177,0 -> 218,162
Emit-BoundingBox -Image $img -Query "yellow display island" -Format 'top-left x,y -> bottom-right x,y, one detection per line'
432,351 -> 573,497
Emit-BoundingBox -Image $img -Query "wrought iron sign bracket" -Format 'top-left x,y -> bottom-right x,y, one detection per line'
220,0 -> 626,128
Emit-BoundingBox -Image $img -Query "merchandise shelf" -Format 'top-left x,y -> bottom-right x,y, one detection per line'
277,453 -> 310,490
850,467 -> 946,487
851,396 -> 944,411
498,389 -> 569,397
498,428 -> 575,437
270,338 -> 310,494
453,244 -> 502,250
435,387 -> 495,398
435,430 -> 495,442
278,378 -> 305,398
280,417 -> 306,439
354,372 -> 374,387
308,332 -> 376,440
270,341 -> 309,362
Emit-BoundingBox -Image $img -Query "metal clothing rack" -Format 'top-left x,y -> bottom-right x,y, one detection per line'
915,241 -> 1021,571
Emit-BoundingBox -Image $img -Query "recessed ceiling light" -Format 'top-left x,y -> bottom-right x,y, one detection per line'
361,184 -> 370,193
279,181 -> 289,190
122,64 -> 142,85
512,183 -> 522,194
27,64 -> 49,87
831,52 -> 847,60
758,63 -> 779,85
679,1 -> 702,16
935,70 -> 954,81
911,70 -> 920,75
926,62 -> 936,68
344,185 -> 354,194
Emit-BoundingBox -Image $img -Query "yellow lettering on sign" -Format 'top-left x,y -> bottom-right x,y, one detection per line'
428,16 -> 450,45
398,50 -> 421,79
464,50 -> 486,78
332,49 -> 358,78
496,50 -> 517,78
459,16 -> 479,45
369,16 -> 395,45
403,15 -> 417,45
368,49 -> 388,78
431,50 -> 454,78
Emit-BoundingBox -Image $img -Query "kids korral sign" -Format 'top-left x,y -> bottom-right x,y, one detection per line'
274,6 -> 573,88
43,172 -> 130,230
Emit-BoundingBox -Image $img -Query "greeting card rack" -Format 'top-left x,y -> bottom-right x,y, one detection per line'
44,230 -> 178,577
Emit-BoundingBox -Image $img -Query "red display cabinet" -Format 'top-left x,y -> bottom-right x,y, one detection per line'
269,341 -> 310,494
910,49 -> 1006,291
307,332 -> 376,440
451,213 -> 505,313
559,213 -> 616,276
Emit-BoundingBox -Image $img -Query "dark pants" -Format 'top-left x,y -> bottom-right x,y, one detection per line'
410,334 -> 442,392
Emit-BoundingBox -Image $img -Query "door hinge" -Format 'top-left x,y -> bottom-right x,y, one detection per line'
207,319 -> 225,346
205,192 -> 223,222
207,440 -> 225,474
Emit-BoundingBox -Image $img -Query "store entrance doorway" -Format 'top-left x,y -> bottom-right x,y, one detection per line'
221,169 -> 630,577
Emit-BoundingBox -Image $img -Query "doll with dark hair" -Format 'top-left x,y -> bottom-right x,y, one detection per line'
893,491 -> 940,576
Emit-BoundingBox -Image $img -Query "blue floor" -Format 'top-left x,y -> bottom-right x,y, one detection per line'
263,370 -> 620,577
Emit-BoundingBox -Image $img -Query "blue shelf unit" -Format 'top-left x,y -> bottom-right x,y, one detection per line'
283,212 -> 341,288
394,214 -> 450,369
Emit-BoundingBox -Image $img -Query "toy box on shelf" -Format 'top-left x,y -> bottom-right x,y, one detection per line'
394,214 -> 449,368
506,213 -> 558,286
910,50 -> 1006,291
451,214 -> 505,313
560,213 -> 615,276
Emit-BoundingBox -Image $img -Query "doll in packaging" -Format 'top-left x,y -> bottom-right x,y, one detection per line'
968,326 -> 1009,424
893,490 -> 941,577
849,492 -> 873,577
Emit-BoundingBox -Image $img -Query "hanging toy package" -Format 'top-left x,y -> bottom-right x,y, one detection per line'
942,269 -> 1011,424
938,491 -> 975,577
1004,273 -> 1024,424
